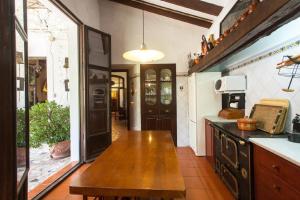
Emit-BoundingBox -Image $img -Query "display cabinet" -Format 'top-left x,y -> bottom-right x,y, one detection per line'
141,64 -> 177,145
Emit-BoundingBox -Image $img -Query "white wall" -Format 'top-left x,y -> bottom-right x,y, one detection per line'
99,0 -> 208,146
99,0 -> 207,72
60,0 -> 101,29
228,18 -> 300,131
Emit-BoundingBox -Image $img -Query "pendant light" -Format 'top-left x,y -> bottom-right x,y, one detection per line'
123,11 -> 164,63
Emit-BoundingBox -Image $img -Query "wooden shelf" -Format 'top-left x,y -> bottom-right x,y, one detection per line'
188,0 -> 300,75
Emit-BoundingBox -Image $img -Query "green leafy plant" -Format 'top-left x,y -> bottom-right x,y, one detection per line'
17,108 -> 26,147
30,101 -> 70,148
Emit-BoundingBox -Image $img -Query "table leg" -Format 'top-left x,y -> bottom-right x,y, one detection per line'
83,195 -> 88,200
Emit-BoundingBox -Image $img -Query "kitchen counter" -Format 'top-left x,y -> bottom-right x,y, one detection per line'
250,138 -> 300,167
205,116 -> 237,123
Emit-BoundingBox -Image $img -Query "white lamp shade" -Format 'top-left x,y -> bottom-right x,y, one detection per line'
123,48 -> 165,63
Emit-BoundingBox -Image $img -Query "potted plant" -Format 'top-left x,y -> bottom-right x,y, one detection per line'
17,108 -> 26,166
30,101 -> 70,159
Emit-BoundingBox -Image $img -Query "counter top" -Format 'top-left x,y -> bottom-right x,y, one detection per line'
250,138 -> 300,167
212,122 -> 286,141
205,116 -> 237,123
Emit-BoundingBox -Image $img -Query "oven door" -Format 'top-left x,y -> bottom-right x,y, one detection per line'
221,164 -> 239,199
221,134 -> 239,169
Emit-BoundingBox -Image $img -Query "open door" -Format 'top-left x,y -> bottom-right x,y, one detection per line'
84,26 -> 112,162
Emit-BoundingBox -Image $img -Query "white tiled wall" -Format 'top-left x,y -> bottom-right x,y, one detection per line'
229,45 -> 300,131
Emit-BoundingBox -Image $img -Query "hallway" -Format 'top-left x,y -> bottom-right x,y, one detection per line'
112,117 -> 128,142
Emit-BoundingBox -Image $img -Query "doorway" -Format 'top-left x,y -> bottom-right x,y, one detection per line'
111,70 -> 130,141
27,0 -> 80,198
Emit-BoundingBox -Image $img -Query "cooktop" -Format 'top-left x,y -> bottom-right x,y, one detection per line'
212,122 -> 288,141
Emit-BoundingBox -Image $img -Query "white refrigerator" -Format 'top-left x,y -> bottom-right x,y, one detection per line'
188,72 -> 221,156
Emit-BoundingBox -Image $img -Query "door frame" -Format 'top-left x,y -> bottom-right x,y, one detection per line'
111,69 -> 131,130
0,0 -> 18,198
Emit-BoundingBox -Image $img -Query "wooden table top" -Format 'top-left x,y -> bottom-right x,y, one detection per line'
69,131 -> 185,198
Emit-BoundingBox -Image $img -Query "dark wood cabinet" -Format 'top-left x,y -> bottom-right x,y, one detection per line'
254,144 -> 300,200
141,64 -> 177,145
205,119 -> 215,168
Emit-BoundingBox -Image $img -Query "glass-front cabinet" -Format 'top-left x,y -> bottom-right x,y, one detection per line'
141,64 -> 177,145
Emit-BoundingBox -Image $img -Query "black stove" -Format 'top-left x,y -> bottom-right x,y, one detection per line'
211,122 -> 287,200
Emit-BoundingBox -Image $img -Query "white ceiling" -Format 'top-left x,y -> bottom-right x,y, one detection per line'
141,0 -> 228,22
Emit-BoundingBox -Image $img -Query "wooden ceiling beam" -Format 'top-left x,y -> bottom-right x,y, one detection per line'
162,0 -> 223,16
110,0 -> 212,28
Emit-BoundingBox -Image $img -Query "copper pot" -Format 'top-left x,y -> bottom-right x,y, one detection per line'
237,117 -> 257,131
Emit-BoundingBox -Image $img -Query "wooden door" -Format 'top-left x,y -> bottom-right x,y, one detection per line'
141,65 -> 159,130
158,65 -> 177,145
84,26 -> 111,161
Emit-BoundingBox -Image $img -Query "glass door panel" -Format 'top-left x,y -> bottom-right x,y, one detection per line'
145,69 -> 157,106
160,82 -> 172,105
160,69 -> 172,81
160,69 -> 172,105
16,29 -> 27,186
88,30 -> 110,68
15,0 -> 24,28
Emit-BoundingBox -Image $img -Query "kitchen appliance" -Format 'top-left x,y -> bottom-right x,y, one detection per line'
213,123 -> 252,200
188,72 -> 221,156
288,114 -> 300,143
215,75 -> 246,93
219,93 -> 245,119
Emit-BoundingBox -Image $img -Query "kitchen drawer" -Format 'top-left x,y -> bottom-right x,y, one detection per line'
254,165 -> 300,200
254,145 -> 300,192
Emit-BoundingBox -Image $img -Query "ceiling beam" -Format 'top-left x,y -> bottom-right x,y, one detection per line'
110,0 -> 212,28
162,0 -> 223,16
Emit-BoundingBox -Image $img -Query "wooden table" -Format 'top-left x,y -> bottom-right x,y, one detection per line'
69,131 -> 186,199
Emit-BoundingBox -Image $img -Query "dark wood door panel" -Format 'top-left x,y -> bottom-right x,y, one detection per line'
86,133 -> 110,160
143,115 -> 158,130
158,116 -> 172,130
88,110 -> 107,134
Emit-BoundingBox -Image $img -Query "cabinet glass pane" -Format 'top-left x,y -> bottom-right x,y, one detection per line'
88,30 -> 109,68
145,82 -> 156,105
16,30 -> 27,185
145,69 -> 156,81
145,69 -> 156,105
161,82 -> 172,105
160,69 -> 172,81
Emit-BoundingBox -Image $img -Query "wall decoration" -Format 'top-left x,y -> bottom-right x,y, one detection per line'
220,0 -> 252,35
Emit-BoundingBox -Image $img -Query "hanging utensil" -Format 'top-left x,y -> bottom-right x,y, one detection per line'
277,55 -> 300,92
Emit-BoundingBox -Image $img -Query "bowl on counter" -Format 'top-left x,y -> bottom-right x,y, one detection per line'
237,117 -> 257,131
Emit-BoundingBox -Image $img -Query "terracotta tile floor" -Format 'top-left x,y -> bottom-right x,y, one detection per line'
44,147 -> 233,200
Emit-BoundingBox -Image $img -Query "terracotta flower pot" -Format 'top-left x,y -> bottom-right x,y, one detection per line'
50,140 -> 70,159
